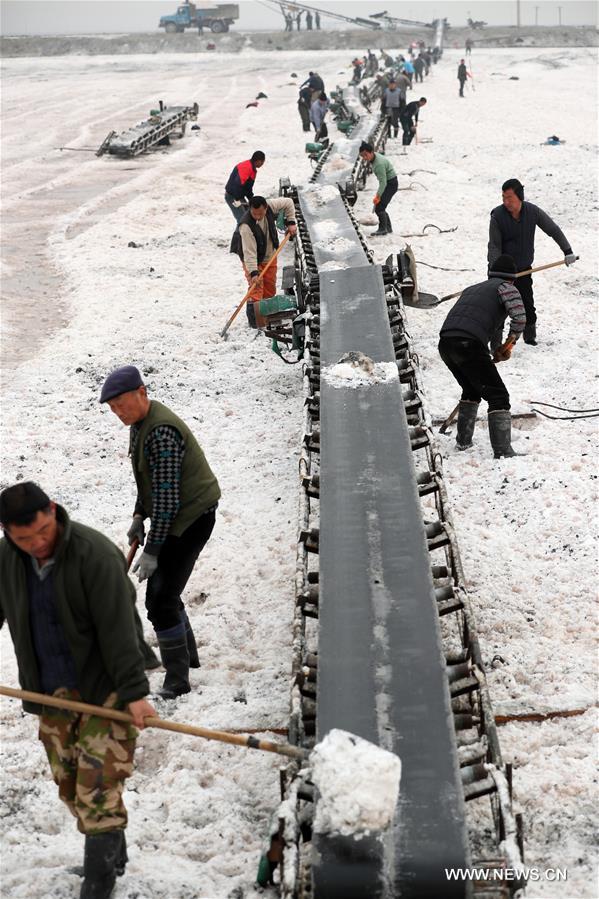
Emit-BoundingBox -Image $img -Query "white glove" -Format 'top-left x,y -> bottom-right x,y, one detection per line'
132,551 -> 158,583
564,253 -> 577,266
127,515 -> 145,547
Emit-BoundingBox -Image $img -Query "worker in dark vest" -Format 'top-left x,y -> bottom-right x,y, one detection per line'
488,178 -> 576,345
438,255 -> 526,458
100,366 -> 221,699
457,59 -> 470,96
224,150 -> 266,224
0,481 -> 156,899
230,195 -> 296,323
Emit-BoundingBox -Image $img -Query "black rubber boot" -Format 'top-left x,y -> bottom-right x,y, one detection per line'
456,400 -> 479,450
488,410 -> 518,458
115,832 -> 128,878
156,627 -> 191,699
181,610 -> 200,669
523,322 -> 537,345
384,211 -> 393,233
371,216 -> 388,236
79,832 -> 123,899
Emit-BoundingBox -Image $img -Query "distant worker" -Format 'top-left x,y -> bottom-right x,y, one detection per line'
438,255 -> 526,458
488,178 -> 576,345
352,58 -> 362,84
400,96 -> 427,146
284,12 -> 293,31
402,58 -> 415,84
413,54 -> 425,83
394,70 -> 411,105
230,196 -> 297,324
224,150 -> 266,224
301,70 -> 325,101
458,59 -> 470,96
310,93 -> 329,144
382,79 -> 402,138
295,11 -> 302,30
0,481 -> 157,898
315,11 -> 321,29
306,10 -> 313,30
465,37 -> 473,56
359,141 -> 398,237
298,86 -> 312,131
100,366 -> 221,700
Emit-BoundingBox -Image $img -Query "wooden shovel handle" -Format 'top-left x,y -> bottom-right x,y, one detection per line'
440,257 -> 578,304
0,685 -> 308,762
220,233 -> 292,339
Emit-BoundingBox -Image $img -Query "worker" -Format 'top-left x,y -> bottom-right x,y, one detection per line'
315,11 -> 321,29
359,141 -> 398,236
300,70 -> 325,101
310,93 -> 329,145
298,86 -> 312,132
402,58 -> 415,84
230,195 -> 297,324
352,58 -> 362,84
382,78 -> 402,138
488,178 -> 576,345
438,255 -> 526,458
295,11 -> 302,30
457,59 -> 470,96
0,481 -> 156,899
465,37 -> 473,56
306,10 -> 313,30
413,54 -> 425,82
400,96 -> 426,145
394,70 -> 411,106
100,366 -> 221,700
224,150 -> 266,224
284,12 -> 293,31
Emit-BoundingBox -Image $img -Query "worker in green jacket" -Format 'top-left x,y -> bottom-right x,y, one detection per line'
0,480 -> 156,899
359,141 -> 399,236
100,365 -> 221,700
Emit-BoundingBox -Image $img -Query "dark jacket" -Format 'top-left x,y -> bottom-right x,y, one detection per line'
131,400 -> 221,537
401,100 -> 421,124
440,277 -> 525,346
458,63 -> 468,81
0,506 -> 149,714
225,159 -> 258,202
302,73 -> 324,93
488,201 -> 572,271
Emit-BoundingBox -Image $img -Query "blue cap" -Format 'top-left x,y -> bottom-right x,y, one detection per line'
100,365 -> 144,403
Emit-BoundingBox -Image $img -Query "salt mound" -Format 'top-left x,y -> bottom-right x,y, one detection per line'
311,729 -> 401,835
319,260 -> 348,272
322,357 -> 398,389
302,184 -> 339,208
314,236 -> 355,256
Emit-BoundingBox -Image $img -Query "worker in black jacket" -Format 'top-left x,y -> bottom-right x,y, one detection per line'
488,178 -> 576,345
224,151 -> 266,223
457,59 -> 469,96
438,255 -> 526,458
400,97 -> 426,145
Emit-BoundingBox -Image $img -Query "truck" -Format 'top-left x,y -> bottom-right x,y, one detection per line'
159,1 -> 239,34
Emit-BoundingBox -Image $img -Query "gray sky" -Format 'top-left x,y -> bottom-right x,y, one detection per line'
1,0 -> 596,35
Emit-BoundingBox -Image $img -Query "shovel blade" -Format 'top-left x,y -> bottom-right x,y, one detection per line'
402,291 -> 444,309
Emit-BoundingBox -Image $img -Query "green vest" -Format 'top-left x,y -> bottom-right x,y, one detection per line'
130,400 -> 220,537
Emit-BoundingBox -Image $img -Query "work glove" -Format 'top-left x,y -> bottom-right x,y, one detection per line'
493,340 -> 514,363
564,252 -> 577,266
127,515 -> 145,547
132,551 -> 158,583
249,270 -> 260,280
373,195 -> 380,205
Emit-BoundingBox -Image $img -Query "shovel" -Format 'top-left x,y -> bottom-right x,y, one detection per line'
0,684 -> 308,761
438,257 -> 579,306
0,685 -> 402,834
220,233 -> 291,339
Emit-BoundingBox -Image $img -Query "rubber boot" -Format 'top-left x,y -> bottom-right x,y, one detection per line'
181,609 -> 200,669
523,322 -> 537,345
384,211 -> 393,233
488,410 -> 518,458
456,400 -> 479,450
133,605 -> 161,670
115,832 -> 128,878
155,624 -> 191,699
371,213 -> 388,236
79,832 -> 123,899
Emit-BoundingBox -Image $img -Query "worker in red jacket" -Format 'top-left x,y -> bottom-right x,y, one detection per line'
224,150 -> 266,223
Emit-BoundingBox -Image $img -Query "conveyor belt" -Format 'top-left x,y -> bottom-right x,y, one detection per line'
313,265 -> 470,897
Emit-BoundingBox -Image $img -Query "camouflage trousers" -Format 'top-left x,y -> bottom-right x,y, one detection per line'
38,688 -> 137,835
